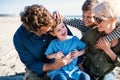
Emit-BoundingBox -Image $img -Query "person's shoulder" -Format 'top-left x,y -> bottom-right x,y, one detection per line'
82,27 -> 98,40
50,38 -> 58,44
13,25 -> 30,40
71,36 -> 80,41
14,25 -> 23,37
14,25 -> 26,34
85,27 -> 98,34
65,35 -> 77,41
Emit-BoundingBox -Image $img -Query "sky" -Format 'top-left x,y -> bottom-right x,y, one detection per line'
0,0 -> 85,16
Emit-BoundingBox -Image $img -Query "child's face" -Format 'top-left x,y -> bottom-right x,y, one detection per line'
82,10 -> 95,27
53,22 -> 67,41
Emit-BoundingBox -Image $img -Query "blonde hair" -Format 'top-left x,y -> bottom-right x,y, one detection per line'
93,0 -> 120,20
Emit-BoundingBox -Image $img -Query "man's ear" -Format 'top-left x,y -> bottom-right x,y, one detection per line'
50,32 -> 56,36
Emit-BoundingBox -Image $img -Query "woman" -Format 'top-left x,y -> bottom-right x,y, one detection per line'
81,1 -> 120,80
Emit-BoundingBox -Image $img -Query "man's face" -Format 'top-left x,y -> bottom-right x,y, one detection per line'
31,26 -> 52,36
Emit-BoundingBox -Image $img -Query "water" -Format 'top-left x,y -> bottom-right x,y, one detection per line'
65,15 -> 82,20
65,15 -> 120,22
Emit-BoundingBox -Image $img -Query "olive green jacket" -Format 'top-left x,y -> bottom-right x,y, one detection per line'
82,27 -> 120,79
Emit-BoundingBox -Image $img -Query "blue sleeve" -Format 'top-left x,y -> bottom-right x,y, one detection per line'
13,33 -> 44,75
74,36 -> 86,50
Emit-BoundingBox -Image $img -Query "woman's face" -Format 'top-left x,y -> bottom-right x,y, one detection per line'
94,16 -> 112,34
82,10 -> 95,27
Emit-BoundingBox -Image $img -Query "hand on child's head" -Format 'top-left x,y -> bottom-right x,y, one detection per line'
53,11 -> 63,22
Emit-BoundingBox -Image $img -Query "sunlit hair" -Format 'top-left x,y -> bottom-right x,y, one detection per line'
93,0 -> 120,20
53,17 -> 62,29
20,4 -> 56,32
82,0 -> 99,12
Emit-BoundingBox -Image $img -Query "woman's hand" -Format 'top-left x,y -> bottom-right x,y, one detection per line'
95,37 -> 111,51
94,37 -> 117,61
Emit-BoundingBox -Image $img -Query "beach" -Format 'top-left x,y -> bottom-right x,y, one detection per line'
0,17 -> 120,80
0,17 -> 25,80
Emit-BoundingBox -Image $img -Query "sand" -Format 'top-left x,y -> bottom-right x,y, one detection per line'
0,17 -> 120,80
0,17 -> 25,80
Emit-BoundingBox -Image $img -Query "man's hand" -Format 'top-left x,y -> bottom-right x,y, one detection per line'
53,11 -> 64,22
54,51 -> 64,59
43,52 -> 73,71
54,52 -> 73,68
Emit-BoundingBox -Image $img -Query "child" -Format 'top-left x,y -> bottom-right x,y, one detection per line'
45,20 -> 90,80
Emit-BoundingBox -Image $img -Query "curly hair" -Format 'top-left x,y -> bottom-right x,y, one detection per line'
20,4 -> 56,32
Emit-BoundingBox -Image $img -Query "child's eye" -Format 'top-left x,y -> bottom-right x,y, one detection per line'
57,29 -> 61,32
82,15 -> 85,18
62,25 -> 65,28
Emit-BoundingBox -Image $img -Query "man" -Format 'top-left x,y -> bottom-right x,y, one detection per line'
13,4 -> 73,80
